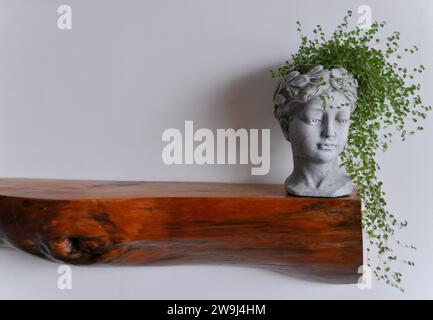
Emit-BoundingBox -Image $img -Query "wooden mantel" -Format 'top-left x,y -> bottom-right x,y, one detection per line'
0,178 -> 363,283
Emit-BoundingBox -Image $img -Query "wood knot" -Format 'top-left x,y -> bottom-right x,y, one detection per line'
38,236 -> 112,263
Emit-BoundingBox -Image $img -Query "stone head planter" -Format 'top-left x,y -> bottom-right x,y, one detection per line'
273,65 -> 358,197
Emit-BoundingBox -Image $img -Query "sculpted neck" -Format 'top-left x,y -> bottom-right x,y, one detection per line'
291,156 -> 340,189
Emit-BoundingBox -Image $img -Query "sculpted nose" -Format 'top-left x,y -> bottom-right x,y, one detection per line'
322,116 -> 336,139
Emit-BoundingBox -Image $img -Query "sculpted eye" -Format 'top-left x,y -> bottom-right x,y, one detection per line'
337,119 -> 349,124
309,118 -> 322,124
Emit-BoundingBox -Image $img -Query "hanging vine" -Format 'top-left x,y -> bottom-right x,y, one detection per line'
272,11 -> 431,291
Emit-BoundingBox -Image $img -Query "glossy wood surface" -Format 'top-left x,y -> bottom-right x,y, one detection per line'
0,178 -> 363,283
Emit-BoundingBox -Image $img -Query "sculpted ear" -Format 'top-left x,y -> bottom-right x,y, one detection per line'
279,118 -> 291,142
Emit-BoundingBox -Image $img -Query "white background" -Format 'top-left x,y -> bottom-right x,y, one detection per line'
0,0 -> 432,299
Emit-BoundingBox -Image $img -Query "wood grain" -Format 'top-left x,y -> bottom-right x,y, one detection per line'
0,178 -> 363,283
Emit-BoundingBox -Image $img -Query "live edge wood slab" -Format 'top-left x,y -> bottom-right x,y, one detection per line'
0,178 -> 363,283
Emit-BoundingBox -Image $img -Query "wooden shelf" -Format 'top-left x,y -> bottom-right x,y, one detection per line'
0,178 -> 363,283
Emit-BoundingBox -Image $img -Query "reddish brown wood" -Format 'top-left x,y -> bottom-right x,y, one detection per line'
0,178 -> 363,283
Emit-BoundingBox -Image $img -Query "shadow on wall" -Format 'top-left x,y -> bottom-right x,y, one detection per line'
219,65 -> 278,130
202,64 -> 292,184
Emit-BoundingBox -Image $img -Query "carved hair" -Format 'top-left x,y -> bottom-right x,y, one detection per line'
273,65 -> 358,120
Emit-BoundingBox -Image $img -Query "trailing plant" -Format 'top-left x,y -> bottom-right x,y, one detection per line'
271,10 -> 431,291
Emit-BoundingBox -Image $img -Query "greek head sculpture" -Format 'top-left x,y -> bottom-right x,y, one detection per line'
273,65 -> 358,197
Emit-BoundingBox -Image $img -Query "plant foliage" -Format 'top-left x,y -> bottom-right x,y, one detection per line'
271,11 -> 431,291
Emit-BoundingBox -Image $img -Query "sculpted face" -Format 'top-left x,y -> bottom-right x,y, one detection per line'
274,65 -> 357,196
283,90 -> 352,164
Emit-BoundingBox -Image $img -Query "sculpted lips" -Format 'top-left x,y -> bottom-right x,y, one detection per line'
318,143 -> 338,151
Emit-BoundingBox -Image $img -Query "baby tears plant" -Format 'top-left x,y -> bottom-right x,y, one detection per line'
272,11 -> 431,291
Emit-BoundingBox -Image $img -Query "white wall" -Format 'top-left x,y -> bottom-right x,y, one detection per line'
0,0 -> 432,299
